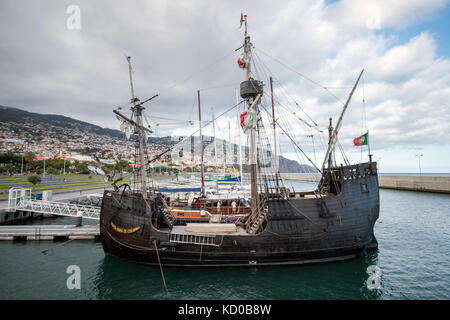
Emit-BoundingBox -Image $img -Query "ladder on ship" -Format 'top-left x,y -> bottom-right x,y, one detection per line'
245,194 -> 268,234
160,198 -> 175,227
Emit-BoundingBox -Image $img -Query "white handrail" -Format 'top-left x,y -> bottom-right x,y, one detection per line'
16,199 -> 100,220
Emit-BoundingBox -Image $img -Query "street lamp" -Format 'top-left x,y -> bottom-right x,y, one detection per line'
415,154 -> 423,176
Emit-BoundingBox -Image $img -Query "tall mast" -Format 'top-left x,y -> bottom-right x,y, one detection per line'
197,90 -> 205,197
327,117 -> 333,169
127,56 -> 135,102
236,88 -> 243,184
228,120 -> 231,175
241,15 -> 260,212
321,69 -> 364,172
212,108 -> 218,191
244,15 -> 251,82
270,77 -> 279,193
127,56 -> 147,199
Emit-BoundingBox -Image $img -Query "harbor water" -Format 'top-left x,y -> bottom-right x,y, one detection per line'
0,181 -> 449,300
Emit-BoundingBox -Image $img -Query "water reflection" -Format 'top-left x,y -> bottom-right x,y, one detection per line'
93,255 -> 170,300
93,249 -> 382,300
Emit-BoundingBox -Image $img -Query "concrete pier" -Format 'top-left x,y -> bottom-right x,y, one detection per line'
280,173 -> 321,181
0,225 -> 100,241
378,175 -> 450,194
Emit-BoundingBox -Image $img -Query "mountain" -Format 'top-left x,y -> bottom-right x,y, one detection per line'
0,105 -> 125,139
278,155 -> 317,173
0,105 -> 316,173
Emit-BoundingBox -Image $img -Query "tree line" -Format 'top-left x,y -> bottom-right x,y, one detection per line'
0,151 -> 134,175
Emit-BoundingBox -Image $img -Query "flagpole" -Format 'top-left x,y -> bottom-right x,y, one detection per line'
367,129 -> 372,163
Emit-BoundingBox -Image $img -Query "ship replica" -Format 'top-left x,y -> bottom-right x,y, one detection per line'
100,17 -> 379,267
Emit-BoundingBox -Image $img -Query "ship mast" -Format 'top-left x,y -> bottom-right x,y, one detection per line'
212,108 -> 219,191
244,17 -> 251,81
236,88 -> 243,184
127,56 -> 147,199
239,14 -> 262,213
228,120 -> 231,175
321,69 -> 364,172
270,77 -> 279,193
197,90 -> 205,197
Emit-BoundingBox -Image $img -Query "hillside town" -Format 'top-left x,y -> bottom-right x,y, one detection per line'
0,116 -> 174,173
0,113 -> 251,175
0,106 -> 314,175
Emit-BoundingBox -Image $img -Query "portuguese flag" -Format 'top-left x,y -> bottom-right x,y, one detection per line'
240,13 -> 246,28
353,132 -> 368,146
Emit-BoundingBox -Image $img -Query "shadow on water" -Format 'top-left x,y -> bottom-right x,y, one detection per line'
93,250 -> 383,300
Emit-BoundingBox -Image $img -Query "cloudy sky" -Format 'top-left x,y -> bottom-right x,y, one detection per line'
1,0 -> 449,173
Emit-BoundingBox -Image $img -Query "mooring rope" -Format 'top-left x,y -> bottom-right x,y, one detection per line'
41,238 -> 75,254
153,240 -> 168,293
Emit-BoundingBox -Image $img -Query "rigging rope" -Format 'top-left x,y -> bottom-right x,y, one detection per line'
254,52 -> 311,121
253,51 -> 320,127
254,47 -> 346,105
260,104 -> 322,174
161,49 -> 237,93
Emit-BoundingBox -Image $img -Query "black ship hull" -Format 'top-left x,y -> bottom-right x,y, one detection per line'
100,162 -> 379,267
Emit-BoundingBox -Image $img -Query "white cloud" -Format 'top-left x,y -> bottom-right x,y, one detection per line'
325,0 -> 448,31
0,0 -> 449,171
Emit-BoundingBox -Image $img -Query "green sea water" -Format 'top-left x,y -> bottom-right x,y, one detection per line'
0,184 -> 449,300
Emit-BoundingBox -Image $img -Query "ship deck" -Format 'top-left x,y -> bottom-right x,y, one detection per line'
171,224 -> 248,236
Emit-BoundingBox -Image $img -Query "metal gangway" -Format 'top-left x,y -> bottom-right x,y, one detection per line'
8,187 -> 100,220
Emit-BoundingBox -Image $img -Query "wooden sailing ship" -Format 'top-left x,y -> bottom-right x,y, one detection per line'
99,16 -> 379,267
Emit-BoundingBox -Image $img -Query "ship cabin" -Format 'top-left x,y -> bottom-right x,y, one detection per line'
169,196 -> 252,224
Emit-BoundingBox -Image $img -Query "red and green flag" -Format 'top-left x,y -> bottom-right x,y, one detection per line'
240,13 -> 246,28
353,132 -> 368,146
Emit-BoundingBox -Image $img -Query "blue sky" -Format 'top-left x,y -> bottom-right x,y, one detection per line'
381,2 -> 450,58
366,2 -> 450,173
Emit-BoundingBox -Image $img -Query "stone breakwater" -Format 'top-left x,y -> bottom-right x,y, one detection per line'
279,173 -> 450,194
378,175 -> 450,194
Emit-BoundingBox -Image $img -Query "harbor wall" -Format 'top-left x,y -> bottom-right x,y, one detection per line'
280,173 -> 321,181
378,176 -> 450,194
280,173 -> 450,194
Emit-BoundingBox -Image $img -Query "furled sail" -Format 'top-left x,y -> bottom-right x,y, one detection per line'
240,108 -> 256,134
116,114 -> 132,140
